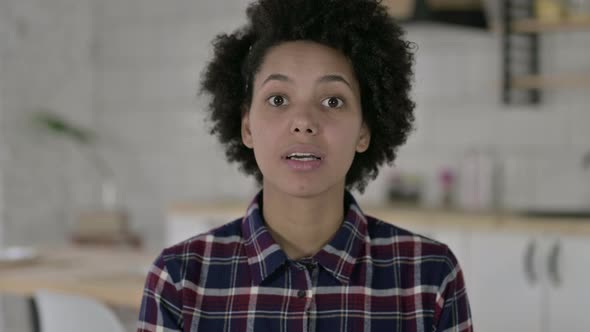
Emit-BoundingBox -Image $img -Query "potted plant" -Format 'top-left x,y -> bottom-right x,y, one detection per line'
32,111 -> 139,247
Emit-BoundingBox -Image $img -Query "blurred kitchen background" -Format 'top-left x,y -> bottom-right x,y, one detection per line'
0,0 -> 589,331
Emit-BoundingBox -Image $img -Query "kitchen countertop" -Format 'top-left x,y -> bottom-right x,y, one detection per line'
168,202 -> 590,236
0,246 -> 155,310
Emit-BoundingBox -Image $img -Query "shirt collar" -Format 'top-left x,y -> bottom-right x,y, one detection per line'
241,190 -> 368,286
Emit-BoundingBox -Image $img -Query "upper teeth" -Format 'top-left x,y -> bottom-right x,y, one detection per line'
287,153 -> 321,160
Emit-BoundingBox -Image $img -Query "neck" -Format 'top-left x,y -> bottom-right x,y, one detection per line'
261,184 -> 346,260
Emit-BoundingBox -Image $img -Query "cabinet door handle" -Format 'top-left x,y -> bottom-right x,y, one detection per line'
523,239 -> 538,285
547,240 -> 562,288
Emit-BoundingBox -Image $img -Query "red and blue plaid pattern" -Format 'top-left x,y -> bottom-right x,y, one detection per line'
137,191 -> 472,331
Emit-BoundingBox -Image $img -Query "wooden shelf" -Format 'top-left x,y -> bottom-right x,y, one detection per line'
512,18 -> 590,33
383,0 -> 415,20
428,0 -> 482,11
503,0 -> 590,104
512,73 -> 590,89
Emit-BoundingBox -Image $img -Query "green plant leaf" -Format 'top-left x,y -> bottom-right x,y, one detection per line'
32,111 -> 96,145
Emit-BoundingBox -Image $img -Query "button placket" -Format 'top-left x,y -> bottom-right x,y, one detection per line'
305,261 -> 318,332
305,270 -> 317,332
291,261 -> 311,302
297,289 -> 306,298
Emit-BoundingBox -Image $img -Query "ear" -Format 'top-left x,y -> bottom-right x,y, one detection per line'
241,109 -> 254,149
356,122 -> 371,153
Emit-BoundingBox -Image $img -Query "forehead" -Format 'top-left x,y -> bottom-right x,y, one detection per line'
255,41 -> 357,84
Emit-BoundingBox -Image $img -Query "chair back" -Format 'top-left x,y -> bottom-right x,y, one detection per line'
34,290 -> 127,332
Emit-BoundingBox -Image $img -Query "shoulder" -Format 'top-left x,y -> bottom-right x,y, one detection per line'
365,214 -> 444,248
363,215 -> 472,327
364,215 -> 460,280
156,217 -> 245,280
162,217 -> 244,259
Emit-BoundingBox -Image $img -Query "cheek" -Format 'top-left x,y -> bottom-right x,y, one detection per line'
250,110 -> 286,136
250,119 -> 274,142
328,122 -> 363,148
249,118 -> 279,157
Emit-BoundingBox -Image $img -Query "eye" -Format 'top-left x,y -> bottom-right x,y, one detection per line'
267,95 -> 289,107
321,97 -> 344,108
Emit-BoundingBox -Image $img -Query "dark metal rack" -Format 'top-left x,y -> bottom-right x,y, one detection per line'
502,0 -> 541,105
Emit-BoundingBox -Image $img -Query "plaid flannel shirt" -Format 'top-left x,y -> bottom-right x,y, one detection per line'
138,191 -> 473,331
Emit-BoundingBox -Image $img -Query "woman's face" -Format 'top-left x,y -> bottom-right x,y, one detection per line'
241,41 -> 370,199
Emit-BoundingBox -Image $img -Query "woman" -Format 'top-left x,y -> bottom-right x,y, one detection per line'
138,0 -> 473,331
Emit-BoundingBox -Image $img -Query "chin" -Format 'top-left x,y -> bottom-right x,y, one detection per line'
266,177 -> 344,199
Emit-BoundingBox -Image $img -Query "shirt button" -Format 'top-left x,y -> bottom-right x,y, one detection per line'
297,290 -> 306,298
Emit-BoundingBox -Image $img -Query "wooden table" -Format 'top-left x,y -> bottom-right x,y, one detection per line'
0,246 -> 156,310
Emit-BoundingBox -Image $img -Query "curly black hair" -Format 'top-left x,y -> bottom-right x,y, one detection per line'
200,0 -> 416,193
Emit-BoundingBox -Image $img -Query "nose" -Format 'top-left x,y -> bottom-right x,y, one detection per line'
290,109 -> 318,136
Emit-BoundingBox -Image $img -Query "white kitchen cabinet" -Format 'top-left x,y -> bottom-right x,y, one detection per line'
545,234 -> 590,332
469,230 -> 590,332
469,231 -> 543,332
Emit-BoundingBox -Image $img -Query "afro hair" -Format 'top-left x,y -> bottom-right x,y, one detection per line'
200,0 -> 416,193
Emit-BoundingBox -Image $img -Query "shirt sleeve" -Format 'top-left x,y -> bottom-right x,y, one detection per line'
433,246 -> 473,332
137,252 -> 184,331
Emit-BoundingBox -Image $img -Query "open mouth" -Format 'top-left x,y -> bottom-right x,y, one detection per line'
285,152 -> 323,161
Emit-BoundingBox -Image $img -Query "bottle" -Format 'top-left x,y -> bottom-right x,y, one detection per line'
457,149 -> 502,212
439,168 -> 455,209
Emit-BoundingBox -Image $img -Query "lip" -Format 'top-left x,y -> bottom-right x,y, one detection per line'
281,144 -> 326,160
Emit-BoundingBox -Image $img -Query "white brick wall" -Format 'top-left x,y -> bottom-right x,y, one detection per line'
1,0 -> 95,247
0,63 -> 5,250
92,0 -> 258,249
0,0 -> 96,330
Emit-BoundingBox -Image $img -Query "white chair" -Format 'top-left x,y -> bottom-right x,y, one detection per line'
33,290 -> 127,332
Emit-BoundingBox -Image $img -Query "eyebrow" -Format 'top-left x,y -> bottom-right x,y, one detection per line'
261,73 -> 353,89
262,73 -> 292,86
318,74 -> 352,89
